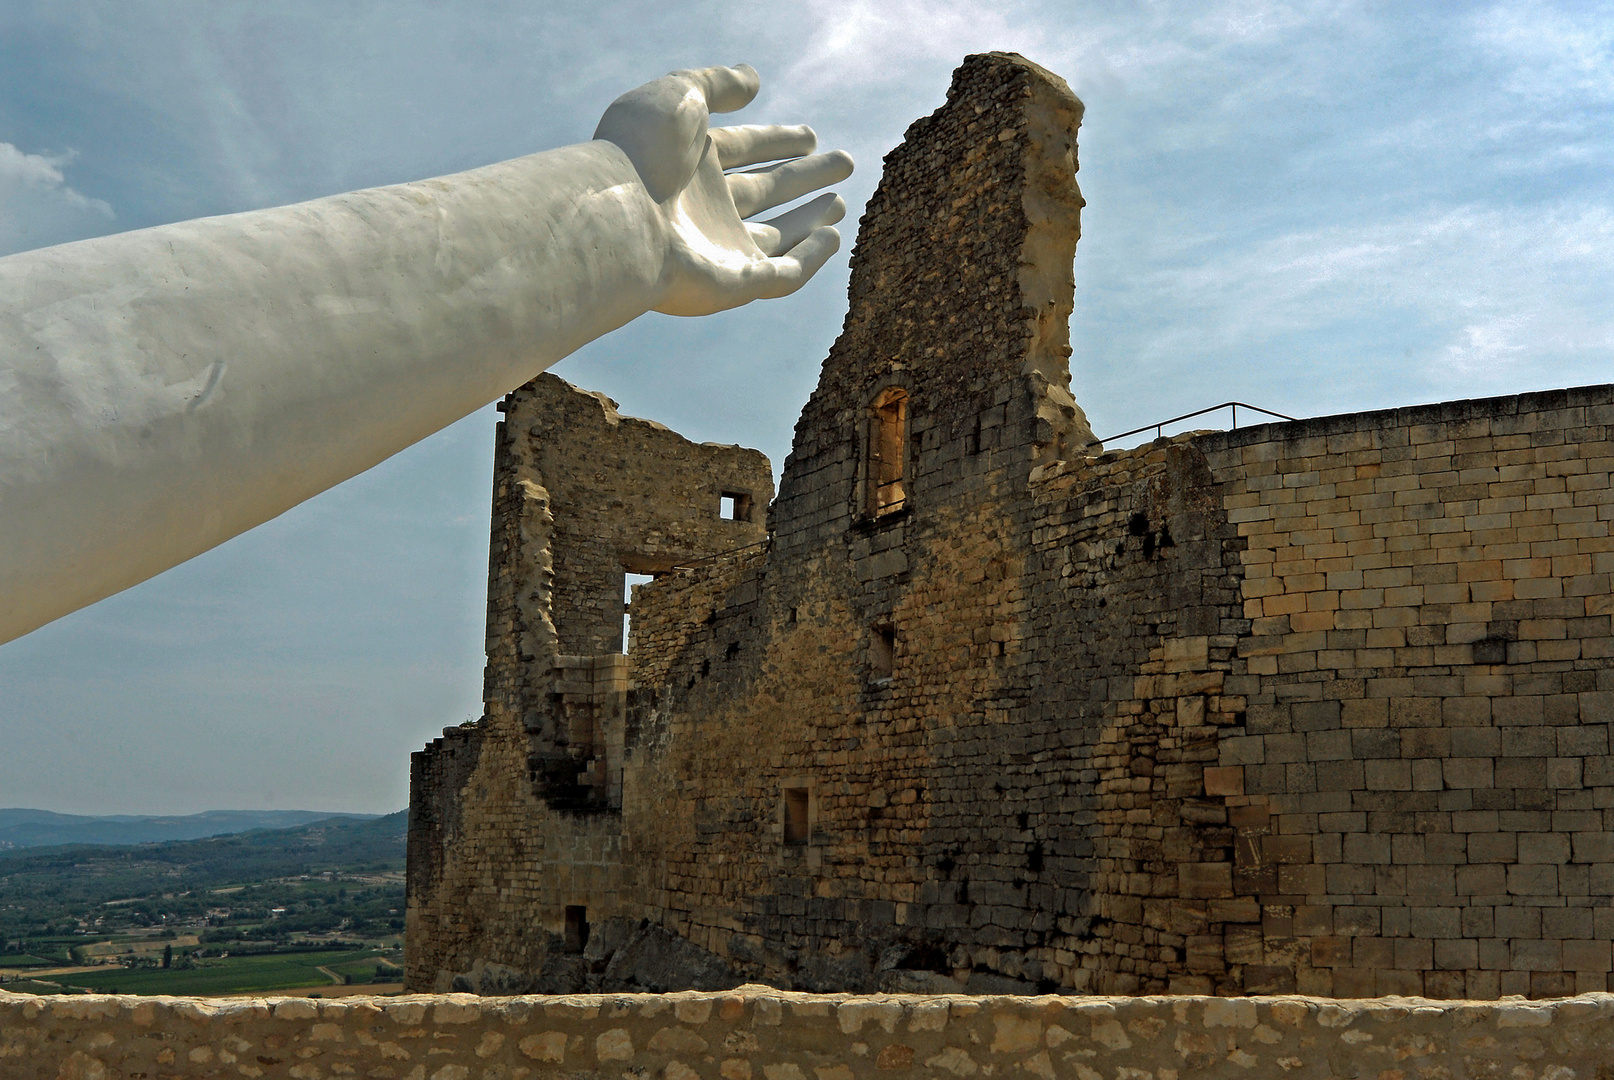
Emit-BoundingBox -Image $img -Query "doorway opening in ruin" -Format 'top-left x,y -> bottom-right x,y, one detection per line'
783,786 -> 811,845
564,905 -> 590,953
867,387 -> 909,516
622,572 -> 653,653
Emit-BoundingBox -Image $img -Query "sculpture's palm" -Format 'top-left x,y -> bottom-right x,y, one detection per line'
594,64 -> 853,316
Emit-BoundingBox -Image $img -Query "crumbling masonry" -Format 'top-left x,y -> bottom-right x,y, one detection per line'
408,52 -> 1614,1000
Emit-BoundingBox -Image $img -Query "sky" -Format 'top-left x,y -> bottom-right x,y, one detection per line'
2,0 -> 1612,815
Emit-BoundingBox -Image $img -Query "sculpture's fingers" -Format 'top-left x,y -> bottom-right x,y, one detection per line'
746,193 -> 846,257
712,124 -> 817,170
758,226 -> 842,300
671,64 -> 759,114
728,151 -> 855,219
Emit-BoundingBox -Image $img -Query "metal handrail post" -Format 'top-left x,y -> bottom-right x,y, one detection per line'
1088,401 -> 1299,447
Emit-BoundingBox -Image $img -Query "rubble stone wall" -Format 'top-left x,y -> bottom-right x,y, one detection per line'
8,989 -> 1614,1080
406,375 -> 771,992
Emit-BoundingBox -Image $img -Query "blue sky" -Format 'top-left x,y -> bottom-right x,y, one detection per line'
2,0 -> 1612,814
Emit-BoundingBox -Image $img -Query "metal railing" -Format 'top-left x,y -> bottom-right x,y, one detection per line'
667,538 -> 771,573
1089,401 -> 1298,447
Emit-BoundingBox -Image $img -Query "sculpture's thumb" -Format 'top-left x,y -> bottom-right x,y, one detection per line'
594,79 -> 709,204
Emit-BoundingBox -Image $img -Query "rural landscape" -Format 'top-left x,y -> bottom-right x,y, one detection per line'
0,810 -> 405,997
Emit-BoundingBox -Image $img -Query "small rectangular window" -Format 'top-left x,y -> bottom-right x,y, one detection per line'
564,905 -> 590,953
867,388 -> 909,516
622,572 -> 653,653
870,623 -> 896,681
720,492 -> 754,522
783,786 -> 810,845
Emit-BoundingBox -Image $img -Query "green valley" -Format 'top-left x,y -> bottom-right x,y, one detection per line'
0,811 -> 406,996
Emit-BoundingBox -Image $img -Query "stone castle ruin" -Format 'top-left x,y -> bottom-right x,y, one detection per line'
407,53 -> 1614,1002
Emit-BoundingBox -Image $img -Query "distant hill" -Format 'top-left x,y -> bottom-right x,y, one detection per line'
0,812 -> 407,888
0,811 -> 408,941
0,809 -> 380,850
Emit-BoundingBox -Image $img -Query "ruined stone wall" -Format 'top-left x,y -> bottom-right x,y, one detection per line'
410,50 -> 1614,1004
408,50 -> 1100,996
406,375 -> 771,992
12,989 -> 1614,1080
600,370 -> 1614,1001
770,50 -> 1091,563
548,51 -> 1106,997
482,374 -> 772,725
594,384 -> 1614,1002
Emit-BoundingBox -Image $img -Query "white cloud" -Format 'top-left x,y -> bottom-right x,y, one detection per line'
1475,0 -> 1614,103
0,142 -> 78,188
0,142 -> 114,256
768,0 -> 1361,111
772,0 -> 1051,105
1189,0 -> 1347,43
1441,316 -> 1531,375
1116,200 -> 1614,394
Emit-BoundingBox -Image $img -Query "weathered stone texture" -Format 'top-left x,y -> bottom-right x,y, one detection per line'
1179,388 -> 1614,1001
771,48 -> 1092,561
9,988 -> 1614,1080
409,50 -> 1614,1003
407,374 -> 771,991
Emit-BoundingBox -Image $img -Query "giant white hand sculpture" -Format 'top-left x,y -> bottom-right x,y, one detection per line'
0,64 -> 851,646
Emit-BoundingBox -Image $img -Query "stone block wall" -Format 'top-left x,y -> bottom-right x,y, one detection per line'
1154,388 -> 1614,1001
14,989 -> 1614,1080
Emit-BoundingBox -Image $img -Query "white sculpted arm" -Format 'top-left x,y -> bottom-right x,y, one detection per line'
0,64 -> 851,645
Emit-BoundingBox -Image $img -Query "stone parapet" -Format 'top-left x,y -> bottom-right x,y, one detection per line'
6,988 -> 1614,1079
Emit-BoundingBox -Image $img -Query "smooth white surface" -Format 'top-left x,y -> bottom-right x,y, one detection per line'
0,64 -> 850,646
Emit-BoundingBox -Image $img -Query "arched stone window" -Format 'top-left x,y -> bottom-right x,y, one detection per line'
866,387 -> 909,517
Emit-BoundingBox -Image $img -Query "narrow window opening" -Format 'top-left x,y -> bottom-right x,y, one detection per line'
622,572 -> 653,653
867,388 -> 909,516
563,905 -> 589,953
783,786 -> 811,846
870,623 -> 896,681
720,491 -> 754,522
